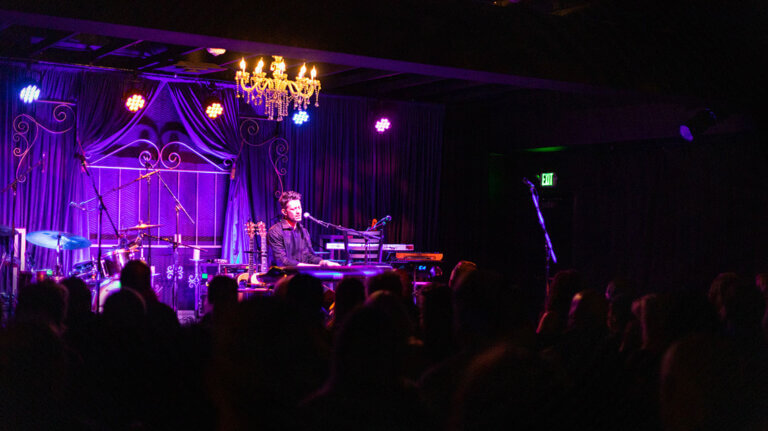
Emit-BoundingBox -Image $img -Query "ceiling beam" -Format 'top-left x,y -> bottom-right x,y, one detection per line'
28,31 -> 77,57
90,38 -> 143,63
322,70 -> 401,90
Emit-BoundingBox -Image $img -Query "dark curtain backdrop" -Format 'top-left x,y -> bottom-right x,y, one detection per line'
2,63 -> 445,275
226,94 -> 444,263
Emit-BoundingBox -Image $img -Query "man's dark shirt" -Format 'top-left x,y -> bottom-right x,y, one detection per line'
267,219 -> 323,266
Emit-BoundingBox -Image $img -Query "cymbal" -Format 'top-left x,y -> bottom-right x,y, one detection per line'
121,223 -> 162,231
27,230 -> 91,250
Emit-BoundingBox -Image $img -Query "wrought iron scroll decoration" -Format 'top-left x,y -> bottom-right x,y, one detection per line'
88,138 -> 234,172
238,118 -> 290,198
11,102 -> 75,182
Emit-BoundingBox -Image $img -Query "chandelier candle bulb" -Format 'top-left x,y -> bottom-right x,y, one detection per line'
298,64 -> 306,79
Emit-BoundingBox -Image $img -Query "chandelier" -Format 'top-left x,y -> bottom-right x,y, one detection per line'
235,56 -> 321,121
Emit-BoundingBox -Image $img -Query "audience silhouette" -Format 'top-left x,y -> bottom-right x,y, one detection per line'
3,262 -> 768,430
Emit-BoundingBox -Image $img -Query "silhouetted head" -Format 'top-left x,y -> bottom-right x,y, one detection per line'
15,280 -> 68,333
120,260 -> 153,298
449,260 -> 477,291
333,277 -> 366,326
208,275 -> 238,308
286,274 -> 325,319
367,270 -> 404,298
546,270 -> 585,316
60,277 -> 92,323
102,288 -> 146,330
567,289 -> 608,332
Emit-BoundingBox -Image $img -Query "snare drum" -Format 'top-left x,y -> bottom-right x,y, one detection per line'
100,248 -> 133,278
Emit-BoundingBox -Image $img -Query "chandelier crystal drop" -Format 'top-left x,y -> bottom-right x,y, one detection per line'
235,56 -> 321,121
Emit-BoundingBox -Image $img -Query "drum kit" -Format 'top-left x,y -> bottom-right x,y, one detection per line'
14,222 -> 164,310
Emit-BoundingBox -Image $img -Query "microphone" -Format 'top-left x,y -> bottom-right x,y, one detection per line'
75,153 -> 90,175
370,215 -> 392,230
69,201 -> 86,211
303,212 -> 320,224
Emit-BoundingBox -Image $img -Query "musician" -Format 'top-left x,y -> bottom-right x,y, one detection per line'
268,191 -> 340,267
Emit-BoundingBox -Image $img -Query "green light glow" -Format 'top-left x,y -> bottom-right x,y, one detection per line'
525,146 -> 567,153
202,273 -> 209,279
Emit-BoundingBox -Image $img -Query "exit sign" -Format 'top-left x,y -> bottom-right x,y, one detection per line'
541,172 -> 557,187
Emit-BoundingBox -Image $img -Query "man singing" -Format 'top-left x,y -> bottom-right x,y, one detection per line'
267,191 -> 340,267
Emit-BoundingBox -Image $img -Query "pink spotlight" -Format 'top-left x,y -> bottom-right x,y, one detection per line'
375,118 -> 391,133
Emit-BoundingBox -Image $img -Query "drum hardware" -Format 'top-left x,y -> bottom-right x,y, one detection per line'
26,230 -> 91,277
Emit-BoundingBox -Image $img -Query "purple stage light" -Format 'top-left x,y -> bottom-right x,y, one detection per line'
20,84 -> 40,103
293,110 -> 309,125
375,118 -> 391,133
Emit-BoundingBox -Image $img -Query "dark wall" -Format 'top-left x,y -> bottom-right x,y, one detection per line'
440,94 -> 768,297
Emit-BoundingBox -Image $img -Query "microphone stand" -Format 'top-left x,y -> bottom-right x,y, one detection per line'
524,178 -> 557,293
154,170 -> 194,311
1,157 -> 44,319
80,157 -> 120,314
72,170 -> 158,211
305,215 -> 380,266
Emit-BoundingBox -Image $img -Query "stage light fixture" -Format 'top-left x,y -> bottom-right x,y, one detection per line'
292,110 -> 309,125
205,98 -> 224,119
125,92 -> 146,112
680,109 -> 717,142
19,84 -> 41,103
375,118 -> 391,133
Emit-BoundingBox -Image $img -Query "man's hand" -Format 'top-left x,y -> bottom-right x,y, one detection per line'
320,259 -> 341,267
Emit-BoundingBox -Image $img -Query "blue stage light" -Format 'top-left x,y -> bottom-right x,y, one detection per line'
20,84 -> 40,103
293,110 -> 309,125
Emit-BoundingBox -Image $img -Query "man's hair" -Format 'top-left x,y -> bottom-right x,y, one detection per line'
278,191 -> 302,210
120,259 -> 152,294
